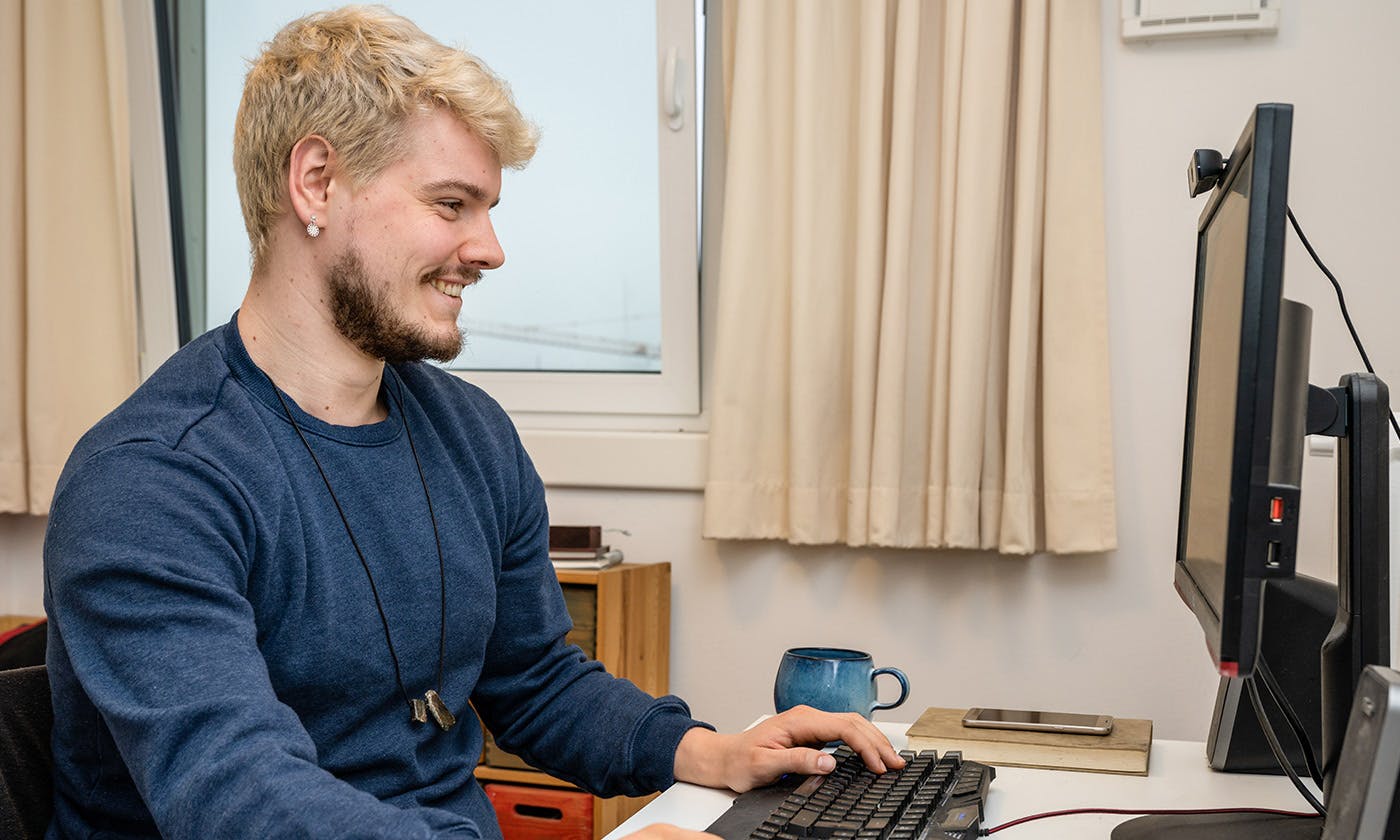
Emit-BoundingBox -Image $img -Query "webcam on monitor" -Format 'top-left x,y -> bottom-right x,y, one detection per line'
1187,148 -> 1228,197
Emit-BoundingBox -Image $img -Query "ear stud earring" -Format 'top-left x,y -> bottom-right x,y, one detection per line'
306,215 -> 321,238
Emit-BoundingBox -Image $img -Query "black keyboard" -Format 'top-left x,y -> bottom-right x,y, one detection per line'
705,745 -> 995,840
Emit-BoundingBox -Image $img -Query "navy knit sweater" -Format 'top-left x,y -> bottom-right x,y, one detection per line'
42,315 -> 704,839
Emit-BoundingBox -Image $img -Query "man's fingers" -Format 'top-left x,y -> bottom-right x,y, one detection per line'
750,745 -> 837,786
837,714 -> 905,773
783,707 -> 904,773
698,707 -> 910,795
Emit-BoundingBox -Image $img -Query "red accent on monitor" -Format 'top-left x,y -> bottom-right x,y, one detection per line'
1219,660 -> 1240,678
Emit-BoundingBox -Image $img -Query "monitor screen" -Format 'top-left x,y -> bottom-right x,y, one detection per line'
1182,147 -> 1253,615
1175,103 -> 1298,679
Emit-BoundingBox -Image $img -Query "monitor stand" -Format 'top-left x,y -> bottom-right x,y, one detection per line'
1114,372 -> 1390,840
1316,373 -> 1391,798
1207,575 -> 1334,774
1111,813 -> 1321,839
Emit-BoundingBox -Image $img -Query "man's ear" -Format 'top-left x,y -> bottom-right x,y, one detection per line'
287,134 -> 337,231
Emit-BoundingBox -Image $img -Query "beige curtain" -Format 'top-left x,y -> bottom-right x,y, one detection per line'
0,0 -> 139,515
703,0 -> 1116,554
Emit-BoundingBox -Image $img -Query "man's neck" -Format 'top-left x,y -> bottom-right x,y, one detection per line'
237,273 -> 388,427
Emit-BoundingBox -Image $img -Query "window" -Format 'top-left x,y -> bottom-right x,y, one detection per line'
180,0 -> 702,419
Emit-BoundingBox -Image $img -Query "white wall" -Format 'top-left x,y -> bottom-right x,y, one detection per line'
3,2 -> 1398,743
0,514 -> 46,616
549,0 -> 1400,740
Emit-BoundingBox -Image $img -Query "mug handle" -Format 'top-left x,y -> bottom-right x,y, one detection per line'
870,667 -> 909,712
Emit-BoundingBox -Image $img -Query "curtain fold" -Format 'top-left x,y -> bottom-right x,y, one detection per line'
703,0 -> 1116,554
0,1 -> 139,515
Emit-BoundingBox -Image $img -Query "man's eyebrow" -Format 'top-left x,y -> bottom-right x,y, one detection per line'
423,178 -> 500,209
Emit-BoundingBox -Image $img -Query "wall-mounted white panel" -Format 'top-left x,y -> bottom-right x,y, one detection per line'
1122,0 -> 1280,41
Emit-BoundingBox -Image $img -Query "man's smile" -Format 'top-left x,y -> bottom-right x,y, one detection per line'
429,278 -> 465,298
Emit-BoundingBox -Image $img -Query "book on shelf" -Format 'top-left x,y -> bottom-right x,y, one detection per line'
550,548 -> 623,571
905,707 -> 1153,776
549,525 -> 602,550
549,545 -> 611,560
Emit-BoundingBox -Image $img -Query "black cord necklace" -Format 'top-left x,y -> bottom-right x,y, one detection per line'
267,367 -> 455,732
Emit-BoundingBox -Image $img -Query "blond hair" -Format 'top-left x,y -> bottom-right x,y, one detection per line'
233,5 -> 537,267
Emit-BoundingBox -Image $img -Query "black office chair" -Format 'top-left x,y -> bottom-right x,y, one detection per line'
0,621 -> 46,672
0,665 -> 53,840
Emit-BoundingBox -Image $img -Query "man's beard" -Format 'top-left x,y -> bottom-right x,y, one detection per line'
326,249 -> 466,364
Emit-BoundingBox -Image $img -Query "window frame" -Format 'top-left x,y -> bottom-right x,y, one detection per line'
459,1 -> 701,419
148,0 -> 720,486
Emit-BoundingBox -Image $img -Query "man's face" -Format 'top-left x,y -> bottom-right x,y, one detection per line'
325,109 -> 505,364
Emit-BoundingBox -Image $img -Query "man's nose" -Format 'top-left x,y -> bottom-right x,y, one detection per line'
460,218 -> 505,271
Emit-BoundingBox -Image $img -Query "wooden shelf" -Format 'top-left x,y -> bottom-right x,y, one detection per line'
553,568 -> 603,586
479,561 -> 670,838
474,764 -> 576,790
0,615 -> 43,635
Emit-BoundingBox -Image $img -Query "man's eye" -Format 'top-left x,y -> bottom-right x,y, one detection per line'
437,200 -> 462,213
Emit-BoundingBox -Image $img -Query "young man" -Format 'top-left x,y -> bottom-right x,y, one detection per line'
43,7 -> 900,839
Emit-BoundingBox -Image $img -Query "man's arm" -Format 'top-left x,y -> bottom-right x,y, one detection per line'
45,443 -> 480,839
469,438 -> 709,797
471,434 -> 905,802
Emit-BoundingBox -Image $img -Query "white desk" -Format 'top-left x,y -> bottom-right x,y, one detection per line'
605,722 -> 1319,839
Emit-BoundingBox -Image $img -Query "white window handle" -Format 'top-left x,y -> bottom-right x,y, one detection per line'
663,46 -> 684,131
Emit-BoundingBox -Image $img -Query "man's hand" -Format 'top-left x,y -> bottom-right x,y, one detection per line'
672,705 -> 906,794
622,826 -> 720,840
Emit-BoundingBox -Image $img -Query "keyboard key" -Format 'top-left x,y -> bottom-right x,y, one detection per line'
937,804 -> 981,833
793,774 -> 826,799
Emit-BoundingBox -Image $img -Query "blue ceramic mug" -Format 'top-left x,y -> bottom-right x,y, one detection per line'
774,647 -> 910,719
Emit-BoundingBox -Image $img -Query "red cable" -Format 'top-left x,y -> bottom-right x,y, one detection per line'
984,806 -> 1320,834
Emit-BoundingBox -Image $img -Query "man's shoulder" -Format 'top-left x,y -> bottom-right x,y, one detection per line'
394,362 -> 515,433
60,328 -> 258,486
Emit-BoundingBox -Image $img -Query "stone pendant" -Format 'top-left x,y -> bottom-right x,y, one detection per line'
424,689 -> 457,731
410,698 -> 428,724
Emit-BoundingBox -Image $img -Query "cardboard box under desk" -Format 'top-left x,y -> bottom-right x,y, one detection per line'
485,783 -> 592,840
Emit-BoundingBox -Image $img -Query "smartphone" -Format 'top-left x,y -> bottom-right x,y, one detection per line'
962,707 -> 1114,736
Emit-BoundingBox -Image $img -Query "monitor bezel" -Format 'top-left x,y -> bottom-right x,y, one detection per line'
1174,103 -> 1294,679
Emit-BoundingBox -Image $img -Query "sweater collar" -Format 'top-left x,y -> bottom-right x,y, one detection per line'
221,310 -> 404,447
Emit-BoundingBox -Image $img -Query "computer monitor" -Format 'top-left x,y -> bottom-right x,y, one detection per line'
1174,102 -> 1303,683
1117,104 -> 1392,839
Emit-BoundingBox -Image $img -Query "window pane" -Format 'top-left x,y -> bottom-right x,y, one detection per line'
204,0 -> 665,374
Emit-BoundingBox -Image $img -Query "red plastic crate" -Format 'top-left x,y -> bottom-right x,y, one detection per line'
485,783 -> 593,840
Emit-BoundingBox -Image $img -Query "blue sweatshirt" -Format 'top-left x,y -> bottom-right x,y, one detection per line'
43,315 -> 706,839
